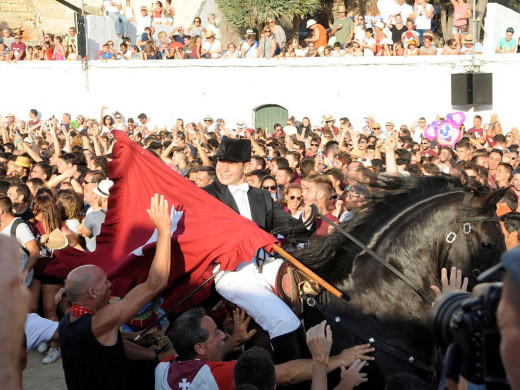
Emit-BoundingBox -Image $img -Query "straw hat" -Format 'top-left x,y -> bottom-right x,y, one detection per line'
46,229 -> 69,250
204,30 -> 216,38
14,156 -> 31,168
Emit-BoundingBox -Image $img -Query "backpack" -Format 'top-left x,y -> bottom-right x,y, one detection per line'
10,218 -> 30,256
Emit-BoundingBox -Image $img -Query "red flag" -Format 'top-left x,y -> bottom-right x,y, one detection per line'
46,131 -> 279,310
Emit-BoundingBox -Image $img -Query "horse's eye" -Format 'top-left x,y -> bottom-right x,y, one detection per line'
480,242 -> 493,250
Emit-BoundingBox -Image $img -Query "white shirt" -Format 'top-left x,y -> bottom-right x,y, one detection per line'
103,0 -> 121,14
414,3 -> 433,29
228,183 -> 252,221
136,14 -> 152,36
393,3 -> 414,23
0,218 -> 35,286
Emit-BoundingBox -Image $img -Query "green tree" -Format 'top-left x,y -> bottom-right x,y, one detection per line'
215,0 -> 323,34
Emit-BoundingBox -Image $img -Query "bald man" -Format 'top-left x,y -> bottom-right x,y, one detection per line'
58,194 -> 172,390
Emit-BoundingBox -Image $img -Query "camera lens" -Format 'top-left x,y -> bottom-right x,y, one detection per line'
428,291 -> 470,348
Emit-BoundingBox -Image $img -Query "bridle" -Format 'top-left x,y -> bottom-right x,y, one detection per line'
439,192 -> 500,280
319,191 -> 500,305
308,191 -> 500,374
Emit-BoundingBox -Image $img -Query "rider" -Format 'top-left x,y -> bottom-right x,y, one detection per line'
204,137 -> 314,363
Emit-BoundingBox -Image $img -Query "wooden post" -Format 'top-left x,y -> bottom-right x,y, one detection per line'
272,243 -> 343,299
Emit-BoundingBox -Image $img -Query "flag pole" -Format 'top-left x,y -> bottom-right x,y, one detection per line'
272,243 -> 344,299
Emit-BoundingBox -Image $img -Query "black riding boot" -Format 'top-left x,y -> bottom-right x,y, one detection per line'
270,327 -> 311,364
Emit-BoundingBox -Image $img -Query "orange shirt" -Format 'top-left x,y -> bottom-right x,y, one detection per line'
314,24 -> 328,48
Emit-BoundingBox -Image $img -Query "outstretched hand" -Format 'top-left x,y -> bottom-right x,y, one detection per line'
337,344 -> 375,367
306,320 -> 333,363
146,194 -> 171,232
230,308 -> 257,347
431,266 -> 469,298
334,359 -> 368,389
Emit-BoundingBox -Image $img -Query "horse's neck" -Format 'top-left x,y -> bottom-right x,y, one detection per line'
341,192 -> 464,315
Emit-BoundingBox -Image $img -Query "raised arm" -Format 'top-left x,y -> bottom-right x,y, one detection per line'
91,194 -> 171,341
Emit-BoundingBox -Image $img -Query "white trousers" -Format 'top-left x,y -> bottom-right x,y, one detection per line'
215,258 -> 301,339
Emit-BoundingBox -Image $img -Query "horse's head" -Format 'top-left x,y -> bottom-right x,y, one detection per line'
444,189 -> 507,289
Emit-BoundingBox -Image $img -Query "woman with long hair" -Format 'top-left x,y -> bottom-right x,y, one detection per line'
282,184 -> 303,218
450,0 -> 471,45
29,194 -> 84,363
189,35 -> 201,59
152,1 -> 163,24
260,175 -> 278,201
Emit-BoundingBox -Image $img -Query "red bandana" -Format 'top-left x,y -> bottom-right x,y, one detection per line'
69,304 -> 95,318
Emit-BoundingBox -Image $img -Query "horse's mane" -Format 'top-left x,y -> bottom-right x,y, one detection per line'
295,174 -> 492,281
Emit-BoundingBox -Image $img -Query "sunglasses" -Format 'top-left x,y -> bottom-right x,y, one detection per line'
311,143 -> 319,146
330,194 -> 338,200
347,192 -> 361,198
115,116 -> 122,119
289,195 -> 302,201
263,185 -> 277,191
372,127 -> 381,130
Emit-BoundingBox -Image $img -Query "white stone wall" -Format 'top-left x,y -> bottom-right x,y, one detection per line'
483,3 -> 520,54
0,55 -> 519,132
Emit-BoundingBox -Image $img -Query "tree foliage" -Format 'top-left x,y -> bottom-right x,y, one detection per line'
215,0 -> 323,29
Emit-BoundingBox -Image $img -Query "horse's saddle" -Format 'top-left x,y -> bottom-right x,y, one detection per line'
275,262 -> 322,316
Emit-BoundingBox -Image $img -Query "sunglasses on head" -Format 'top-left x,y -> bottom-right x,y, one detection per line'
289,195 -> 302,201
263,185 -> 277,191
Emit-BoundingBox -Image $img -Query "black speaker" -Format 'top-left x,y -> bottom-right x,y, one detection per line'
451,73 -> 492,106
74,13 -> 87,58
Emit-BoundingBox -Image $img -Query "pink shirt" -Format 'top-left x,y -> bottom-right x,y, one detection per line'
453,2 -> 471,27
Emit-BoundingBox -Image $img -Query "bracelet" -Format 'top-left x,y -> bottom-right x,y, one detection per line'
313,359 -> 329,367
154,349 -> 160,363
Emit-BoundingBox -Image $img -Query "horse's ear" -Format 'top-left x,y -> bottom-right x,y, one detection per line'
473,188 -> 510,208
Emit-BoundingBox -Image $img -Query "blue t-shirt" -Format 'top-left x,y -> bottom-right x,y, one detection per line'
101,51 -> 114,59
497,37 -> 516,52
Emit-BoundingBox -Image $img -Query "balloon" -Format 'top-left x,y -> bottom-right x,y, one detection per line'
424,121 -> 441,140
437,121 -> 462,147
445,111 -> 465,127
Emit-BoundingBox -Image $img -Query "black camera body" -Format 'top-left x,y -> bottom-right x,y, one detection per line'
428,283 -> 508,387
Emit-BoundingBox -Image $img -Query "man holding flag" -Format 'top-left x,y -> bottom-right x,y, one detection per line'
205,137 -> 313,363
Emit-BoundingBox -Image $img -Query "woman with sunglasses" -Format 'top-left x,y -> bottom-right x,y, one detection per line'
282,184 -> 303,218
260,175 -> 278,201
187,17 -> 205,37
152,1 -> 163,24
258,26 -> 277,59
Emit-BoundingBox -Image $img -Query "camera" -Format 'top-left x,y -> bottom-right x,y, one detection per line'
428,283 -> 508,388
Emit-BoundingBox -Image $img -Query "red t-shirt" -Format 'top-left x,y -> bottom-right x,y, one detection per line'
11,42 -> 26,60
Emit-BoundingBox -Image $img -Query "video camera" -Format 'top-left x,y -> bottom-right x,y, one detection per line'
428,283 -> 509,389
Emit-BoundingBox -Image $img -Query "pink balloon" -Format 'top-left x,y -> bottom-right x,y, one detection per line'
424,121 -> 440,140
445,111 -> 465,127
437,121 -> 462,147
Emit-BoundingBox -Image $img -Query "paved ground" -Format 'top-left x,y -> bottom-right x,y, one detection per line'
23,350 -> 66,390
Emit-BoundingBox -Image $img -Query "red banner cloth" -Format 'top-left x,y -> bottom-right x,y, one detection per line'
46,131 -> 278,311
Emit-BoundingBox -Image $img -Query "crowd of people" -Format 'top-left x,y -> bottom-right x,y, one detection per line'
3,0 -> 520,62
1,106 -> 520,389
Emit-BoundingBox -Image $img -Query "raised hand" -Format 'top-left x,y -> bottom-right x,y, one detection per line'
431,266 -> 469,297
146,194 -> 171,231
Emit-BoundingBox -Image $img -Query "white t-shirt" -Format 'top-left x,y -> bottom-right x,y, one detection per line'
283,125 -> 298,136
394,3 -> 414,23
136,14 -> 152,36
103,0 -> 121,14
0,218 -> 35,286
202,39 -> 222,58
414,4 -> 433,29
363,37 -> 376,56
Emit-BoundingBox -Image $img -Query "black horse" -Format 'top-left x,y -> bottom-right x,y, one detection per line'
296,175 -> 506,389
